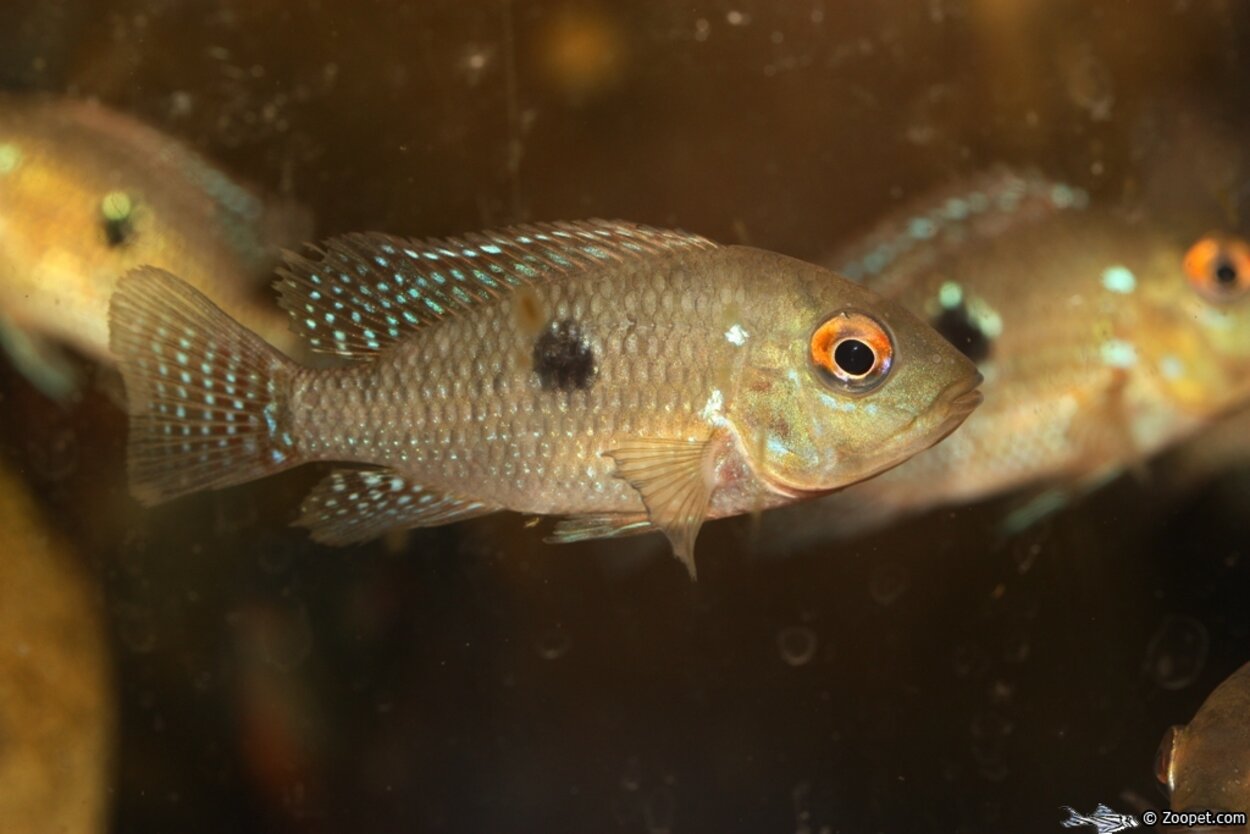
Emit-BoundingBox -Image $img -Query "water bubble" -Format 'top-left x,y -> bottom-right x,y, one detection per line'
115,603 -> 158,653
869,563 -> 910,606
535,626 -> 571,660
256,534 -> 297,575
953,643 -> 990,678
1145,615 -> 1209,691
643,785 -> 675,834
231,601 -> 314,672
619,755 -> 642,792
1011,541 -> 1042,575
777,626 -> 818,667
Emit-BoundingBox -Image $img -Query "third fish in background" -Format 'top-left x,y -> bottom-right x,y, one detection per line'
759,110 -> 1250,552
0,95 -> 311,398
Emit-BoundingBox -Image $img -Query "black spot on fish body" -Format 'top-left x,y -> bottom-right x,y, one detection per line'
533,318 -> 596,391
932,305 -> 992,364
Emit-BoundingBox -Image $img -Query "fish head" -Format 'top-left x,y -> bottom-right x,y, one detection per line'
1129,230 -> 1250,419
727,256 -> 982,497
1,141 -> 151,301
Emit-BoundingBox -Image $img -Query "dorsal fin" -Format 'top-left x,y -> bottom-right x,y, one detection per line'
833,168 -> 1089,296
276,219 -> 717,359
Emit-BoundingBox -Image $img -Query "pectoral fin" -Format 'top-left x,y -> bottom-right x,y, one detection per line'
0,316 -> 80,400
297,468 -> 499,545
604,435 -> 721,579
547,513 -> 654,544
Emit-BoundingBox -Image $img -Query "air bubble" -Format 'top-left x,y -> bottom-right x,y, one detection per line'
1145,615 -> 1209,691
869,563 -> 910,606
643,785 -> 675,834
777,626 -> 818,667
535,626 -> 571,660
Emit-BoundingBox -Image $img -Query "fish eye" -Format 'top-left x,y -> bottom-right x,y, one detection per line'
1183,235 -> 1250,302
810,310 -> 894,392
1153,725 -> 1180,794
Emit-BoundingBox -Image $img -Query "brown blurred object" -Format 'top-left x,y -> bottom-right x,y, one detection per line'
532,5 -> 628,102
1157,661 -> 1250,819
0,461 -> 115,834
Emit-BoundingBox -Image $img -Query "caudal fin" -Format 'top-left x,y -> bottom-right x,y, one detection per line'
109,267 -> 301,504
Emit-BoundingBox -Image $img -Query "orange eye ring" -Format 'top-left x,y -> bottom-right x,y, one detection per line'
1184,234 -> 1250,302
810,310 -> 894,392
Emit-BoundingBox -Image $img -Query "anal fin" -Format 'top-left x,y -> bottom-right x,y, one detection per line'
297,468 -> 499,545
604,435 -> 721,579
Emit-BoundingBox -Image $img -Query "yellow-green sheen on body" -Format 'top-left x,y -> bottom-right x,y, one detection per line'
0,95 -> 309,397
109,220 -> 981,577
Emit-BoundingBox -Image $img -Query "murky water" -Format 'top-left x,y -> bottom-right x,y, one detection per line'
2,2 -> 1250,832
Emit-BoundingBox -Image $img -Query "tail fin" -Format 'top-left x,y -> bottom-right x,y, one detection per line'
109,267 -> 301,504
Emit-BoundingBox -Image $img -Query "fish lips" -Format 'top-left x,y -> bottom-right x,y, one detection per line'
933,372 -> 984,441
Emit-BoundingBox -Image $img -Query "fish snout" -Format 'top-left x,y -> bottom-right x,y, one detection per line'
927,371 -> 983,444
941,371 -> 985,418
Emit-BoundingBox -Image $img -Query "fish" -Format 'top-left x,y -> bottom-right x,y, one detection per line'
1058,804 -> 1140,834
0,95 -> 311,398
759,168 -> 1250,549
107,219 -> 983,577
1157,661 -> 1250,816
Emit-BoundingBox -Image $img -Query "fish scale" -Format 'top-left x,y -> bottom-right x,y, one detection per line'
110,219 -> 982,578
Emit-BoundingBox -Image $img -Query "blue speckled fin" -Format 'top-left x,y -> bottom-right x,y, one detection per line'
275,220 -> 717,359
109,267 -> 301,505
832,168 -> 1089,295
0,314 -> 81,400
604,435 -> 722,580
296,468 -> 499,545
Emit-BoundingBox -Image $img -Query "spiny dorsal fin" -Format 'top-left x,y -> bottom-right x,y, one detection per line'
277,220 -> 717,359
297,468 -> 499,545
833,168 -> 1089,296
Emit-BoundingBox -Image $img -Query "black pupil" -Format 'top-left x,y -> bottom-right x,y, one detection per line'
834,339 -> 875,376
1215,258 -> 1238,285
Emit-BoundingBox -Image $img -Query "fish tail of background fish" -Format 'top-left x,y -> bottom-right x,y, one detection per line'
109,267 -> 303,504
834,167 -> 1089,294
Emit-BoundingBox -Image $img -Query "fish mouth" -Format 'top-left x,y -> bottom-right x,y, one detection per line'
940,372 -> 985,416
925,372 -> 983,446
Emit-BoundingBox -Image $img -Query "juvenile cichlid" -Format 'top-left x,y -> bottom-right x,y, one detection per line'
108,220 -> 982,577
1156,661 -> 1250,816
762,170 -> 1250,547
0,95 -> 310,397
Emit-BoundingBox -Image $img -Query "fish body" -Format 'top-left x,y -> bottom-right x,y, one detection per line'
109,220 -> 981,576
0,95 -> 310,396
1157,661 -> 1250,815
763,170 -> 1250,546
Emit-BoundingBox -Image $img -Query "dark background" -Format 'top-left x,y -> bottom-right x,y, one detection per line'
2,1 -> 1249,831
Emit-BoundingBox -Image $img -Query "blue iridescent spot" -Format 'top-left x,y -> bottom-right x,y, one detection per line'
908,217 -> 937,240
